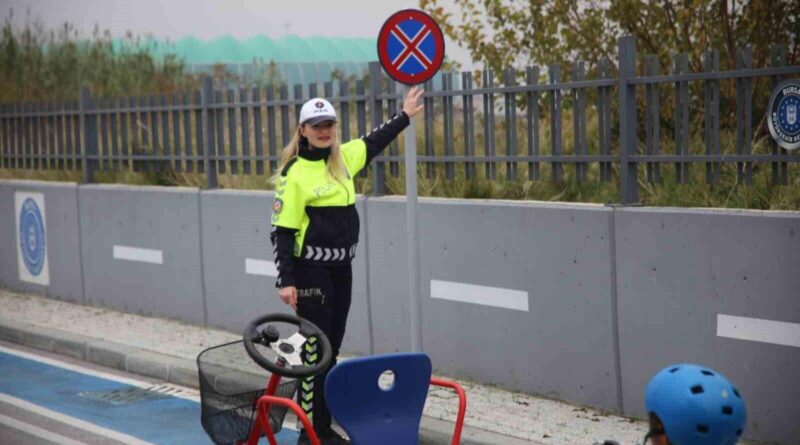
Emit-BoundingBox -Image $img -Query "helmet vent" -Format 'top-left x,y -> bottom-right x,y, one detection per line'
733,387 -> 741,398
736,429 -> 743,436
690,385 -> 704,394
701,370 -> 715,376
669,367 -> 680,373
696,425 -> 710,434
722,406 -> 733,415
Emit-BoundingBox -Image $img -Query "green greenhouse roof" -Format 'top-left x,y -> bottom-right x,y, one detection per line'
112,34 -> 377,64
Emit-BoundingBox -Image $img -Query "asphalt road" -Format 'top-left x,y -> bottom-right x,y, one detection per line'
0,340 -> 298,445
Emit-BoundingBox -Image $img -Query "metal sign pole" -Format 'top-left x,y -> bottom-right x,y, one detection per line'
377,9 -> 444,353
405,86 -> 423,352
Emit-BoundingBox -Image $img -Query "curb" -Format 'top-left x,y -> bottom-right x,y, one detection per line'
0,316 -> 536,445
0,317 -> 198,388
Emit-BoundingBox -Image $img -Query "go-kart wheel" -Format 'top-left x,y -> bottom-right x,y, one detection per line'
243,313 -> 332,379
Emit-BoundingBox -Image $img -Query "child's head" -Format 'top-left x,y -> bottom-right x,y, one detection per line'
644,364 -> 746,445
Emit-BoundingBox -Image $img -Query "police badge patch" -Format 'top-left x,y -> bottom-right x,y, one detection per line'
272,198 -> 283,214
768,79 -> 800,150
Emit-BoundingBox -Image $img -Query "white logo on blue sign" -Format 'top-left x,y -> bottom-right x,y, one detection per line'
18,198 -> 46,276
768,79 -> 800,150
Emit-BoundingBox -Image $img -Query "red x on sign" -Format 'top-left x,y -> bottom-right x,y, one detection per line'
378,9 -> 445,85
390,23 -> 433,70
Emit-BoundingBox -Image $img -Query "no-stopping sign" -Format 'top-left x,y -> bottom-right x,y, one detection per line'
377,9 -> 445,85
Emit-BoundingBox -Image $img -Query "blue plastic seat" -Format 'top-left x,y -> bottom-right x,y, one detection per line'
324,353 -> 432,445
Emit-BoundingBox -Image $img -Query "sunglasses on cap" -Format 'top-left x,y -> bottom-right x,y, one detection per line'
309,120 -> 336,130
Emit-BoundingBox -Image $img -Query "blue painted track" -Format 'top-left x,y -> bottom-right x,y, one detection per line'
0,350 -> 298,444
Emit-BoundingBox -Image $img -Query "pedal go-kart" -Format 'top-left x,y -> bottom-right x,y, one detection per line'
198,313 -> 467,445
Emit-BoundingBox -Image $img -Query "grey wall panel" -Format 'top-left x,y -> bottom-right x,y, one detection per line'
79,185 -> 205,323
615,208 -> 800,443
200,190 -> 285,333
0,182 -> 15,290
367,197 -> 619,409
0,180 -> 83,303
200,190 -> 372,356
364,198 -> 413,354
346,197 -> 372,356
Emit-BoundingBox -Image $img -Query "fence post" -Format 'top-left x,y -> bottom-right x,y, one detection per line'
201,76 -> 218,189
770,44 -> 788,185
0,105 -> 6,170
0,105 -> 4,170
22,103 -> 29,170
618,36 -> 639,204
368,61 -> 386,195
80,87 -> 98,183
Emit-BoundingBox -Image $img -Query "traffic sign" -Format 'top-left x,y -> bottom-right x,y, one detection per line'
377,9 -> 445,85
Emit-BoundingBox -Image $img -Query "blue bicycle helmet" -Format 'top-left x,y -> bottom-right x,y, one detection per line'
645,364 -> 746,445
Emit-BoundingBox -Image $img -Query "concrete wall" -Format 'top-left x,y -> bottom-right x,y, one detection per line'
615,207 -> 800,442
2,179 -> 798,443
78,185 -> 205,324
366,197 -> 619,409
0,180 -> 83,303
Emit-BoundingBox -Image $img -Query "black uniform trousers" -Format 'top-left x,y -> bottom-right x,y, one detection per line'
293,261 -> 352,433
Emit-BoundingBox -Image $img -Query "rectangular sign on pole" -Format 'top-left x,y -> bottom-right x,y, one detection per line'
14,191 -> 50,286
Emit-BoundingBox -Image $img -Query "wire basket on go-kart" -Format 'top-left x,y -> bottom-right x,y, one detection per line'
197,340 -> 297,445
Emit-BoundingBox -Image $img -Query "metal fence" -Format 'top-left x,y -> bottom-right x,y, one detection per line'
1,36 -> 798,204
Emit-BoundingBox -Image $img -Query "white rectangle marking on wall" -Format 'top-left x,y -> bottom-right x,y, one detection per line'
717,314 -> 800,348
113,245 -> 163,265
245,258 -> 278,277
431,280 -> 529,312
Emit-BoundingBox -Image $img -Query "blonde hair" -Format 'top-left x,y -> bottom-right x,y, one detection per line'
272,124 -> 348,185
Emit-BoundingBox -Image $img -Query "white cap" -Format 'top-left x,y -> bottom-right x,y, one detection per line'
299,98 -> 337,126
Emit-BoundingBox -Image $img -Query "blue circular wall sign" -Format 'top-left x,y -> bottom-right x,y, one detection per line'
18,197 -> 46,276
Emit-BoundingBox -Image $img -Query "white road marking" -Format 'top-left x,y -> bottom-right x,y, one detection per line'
0,344 -> 301,432
0,412 -> 89,445
717,314 -> 800,348
0,345 -> 198,402
431,280 -> 529,312
245,258 -> 278,277
0,394 -> 155,445
113,245 -> 163,265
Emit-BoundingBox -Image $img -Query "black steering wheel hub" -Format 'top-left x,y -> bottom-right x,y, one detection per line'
261,325 -> 280,344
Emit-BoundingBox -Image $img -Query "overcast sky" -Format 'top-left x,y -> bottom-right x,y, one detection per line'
4,0 -> 475,68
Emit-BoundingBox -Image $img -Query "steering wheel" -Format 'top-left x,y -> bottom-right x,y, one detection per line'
243,313 -> 333,379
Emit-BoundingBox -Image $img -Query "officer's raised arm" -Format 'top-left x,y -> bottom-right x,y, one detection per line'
361,86 -> 425,164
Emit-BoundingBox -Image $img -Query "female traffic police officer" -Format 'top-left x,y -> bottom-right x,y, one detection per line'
270,87 -> 424,445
